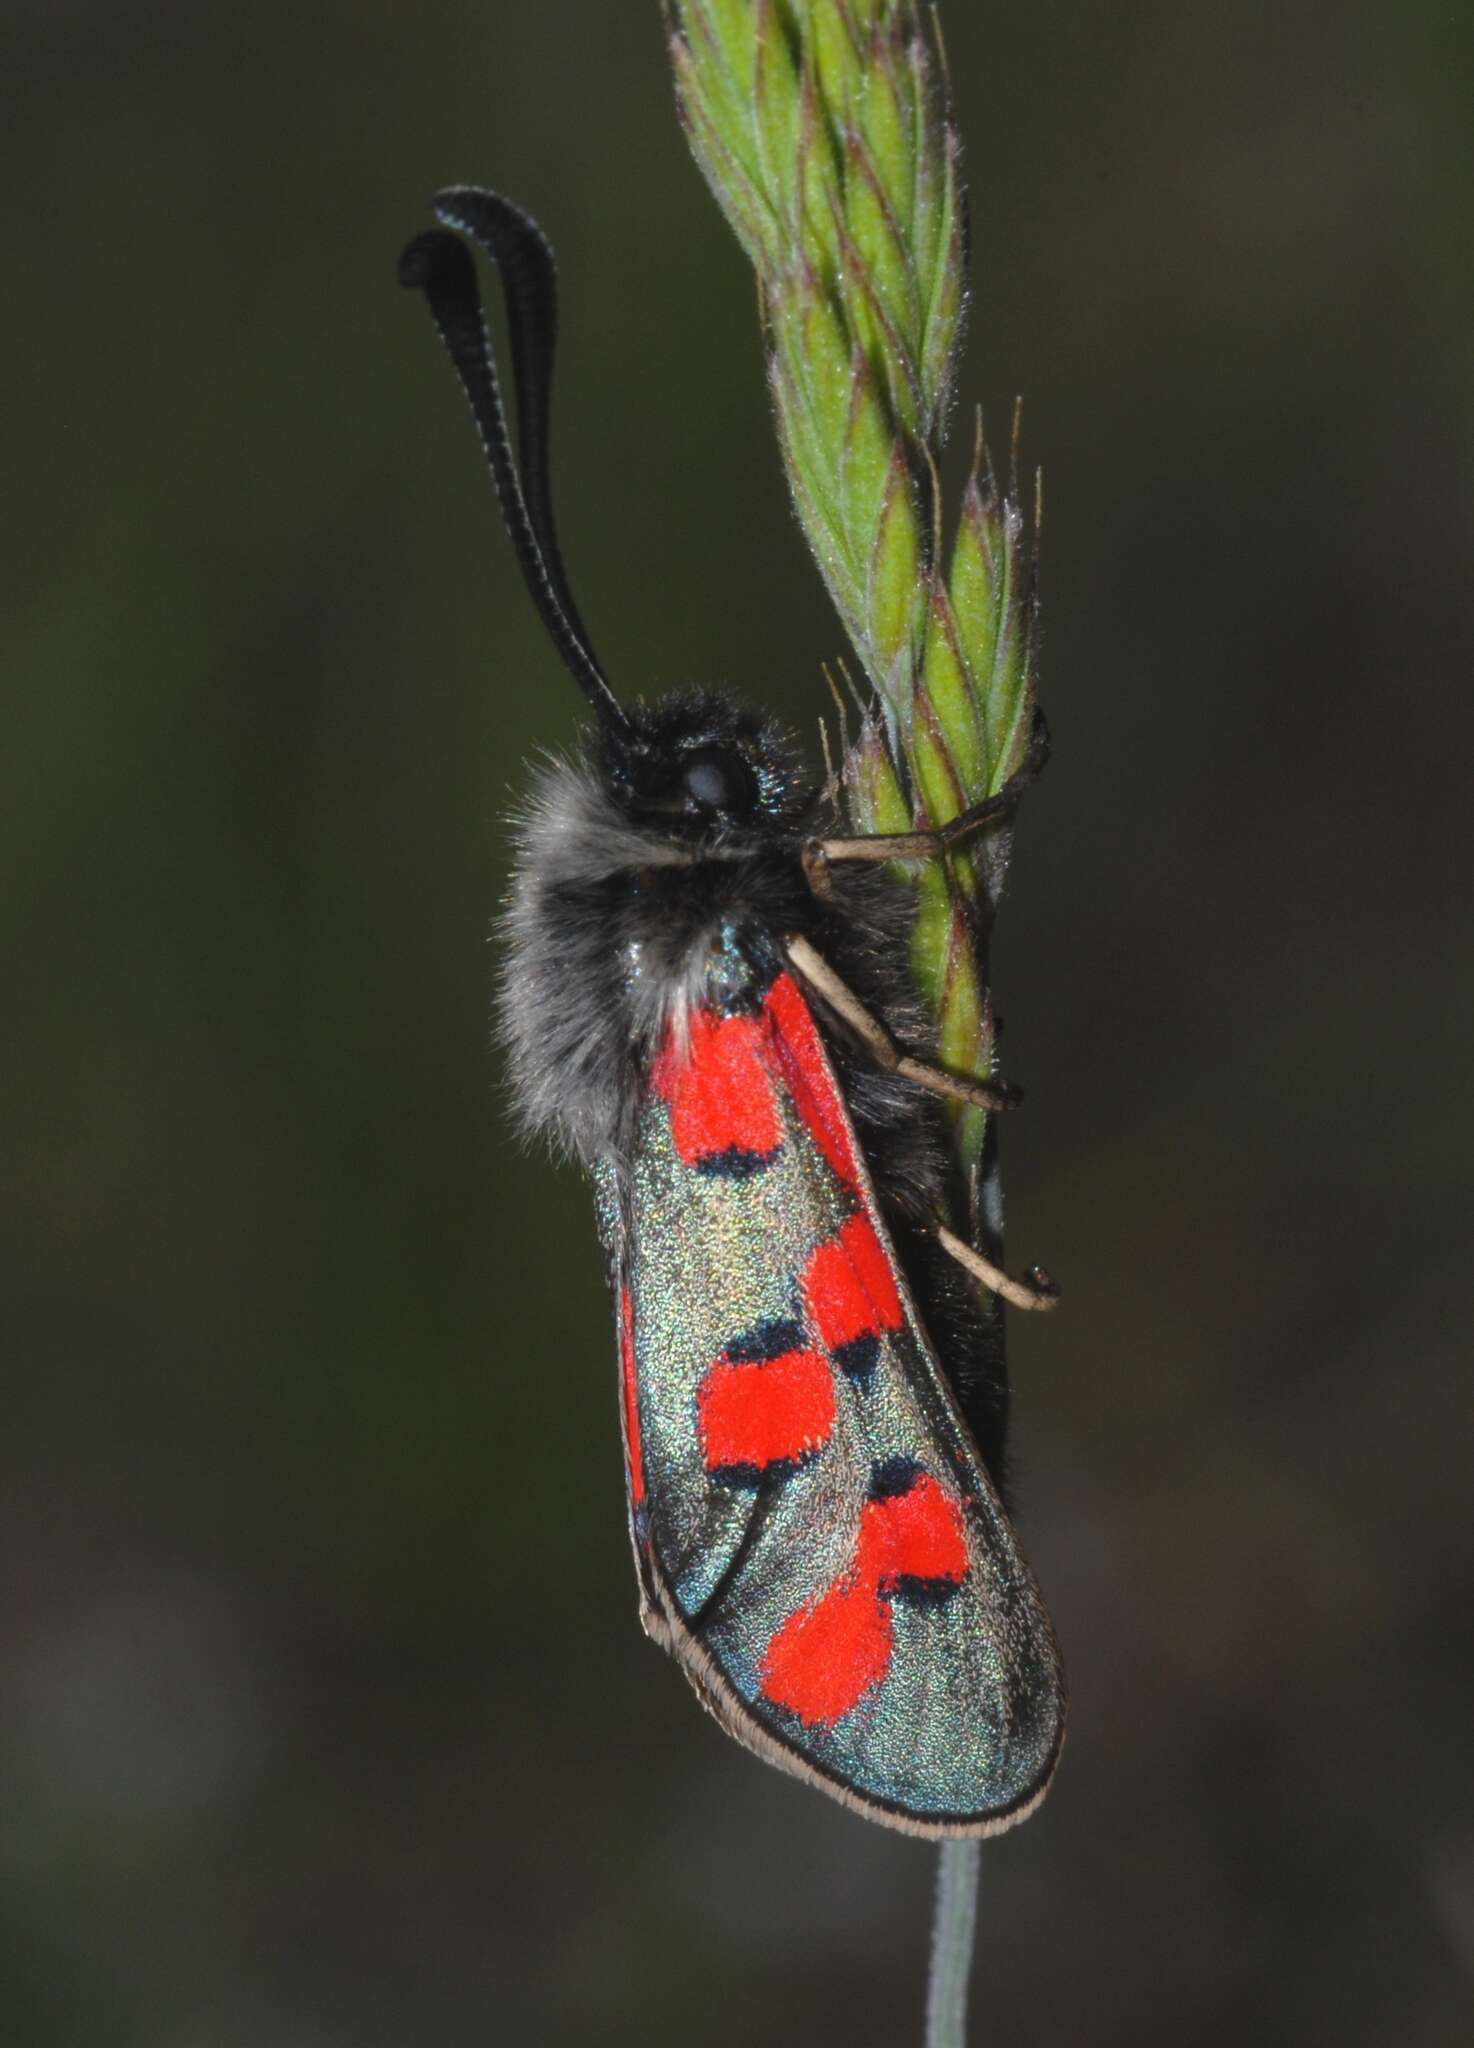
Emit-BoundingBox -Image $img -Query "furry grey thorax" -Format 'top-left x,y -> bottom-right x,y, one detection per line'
498,744 -> 798,1161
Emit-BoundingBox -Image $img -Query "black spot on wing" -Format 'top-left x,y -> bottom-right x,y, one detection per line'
833,1333 -> 881,1385
723,1318 -> 805,1364
868,1455 -> 924,1500
707,1450 -> 818,1493
693,1144 -> 782,1181
884,1573 -> 965,1608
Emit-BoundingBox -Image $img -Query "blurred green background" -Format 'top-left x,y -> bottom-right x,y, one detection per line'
5,3 -> 1473,2042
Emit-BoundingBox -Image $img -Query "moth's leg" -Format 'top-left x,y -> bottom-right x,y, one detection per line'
803,710 -> 1050,879
785,935 -> 1019,1114
787,933 -> 1054,1303
936,1223 -> 1060,1313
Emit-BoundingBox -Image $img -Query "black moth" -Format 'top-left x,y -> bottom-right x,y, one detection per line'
399,187 -> 1064,1836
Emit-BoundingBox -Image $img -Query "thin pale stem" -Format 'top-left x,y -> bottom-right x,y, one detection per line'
926,1838 -> 982,2048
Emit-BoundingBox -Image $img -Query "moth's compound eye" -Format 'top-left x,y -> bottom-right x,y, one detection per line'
680,747 -> 755,816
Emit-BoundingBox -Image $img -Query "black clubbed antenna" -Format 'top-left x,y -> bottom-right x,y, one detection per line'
398,187 -> 632,740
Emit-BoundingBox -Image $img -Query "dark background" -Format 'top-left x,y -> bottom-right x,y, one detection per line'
5,3 -> 1472,2042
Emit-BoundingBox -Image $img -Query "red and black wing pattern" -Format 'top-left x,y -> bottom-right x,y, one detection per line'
598,968 -> 1064,1837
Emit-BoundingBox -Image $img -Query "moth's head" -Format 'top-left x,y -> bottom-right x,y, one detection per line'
600,691 -> 804,840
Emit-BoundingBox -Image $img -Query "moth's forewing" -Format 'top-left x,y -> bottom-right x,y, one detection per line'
599,971 -> 1065,1839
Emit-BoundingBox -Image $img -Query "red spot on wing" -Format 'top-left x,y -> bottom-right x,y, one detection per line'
859,1474 -> 968,1591
758,1574 -> 893,1728
802,1213 -> 904,1356
619,1284 -> 645,1508
762,973 -> 861,1191
697,1347 -> 836,1475
759,1470 -> 969,1728
651,1008 -> 782,1169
